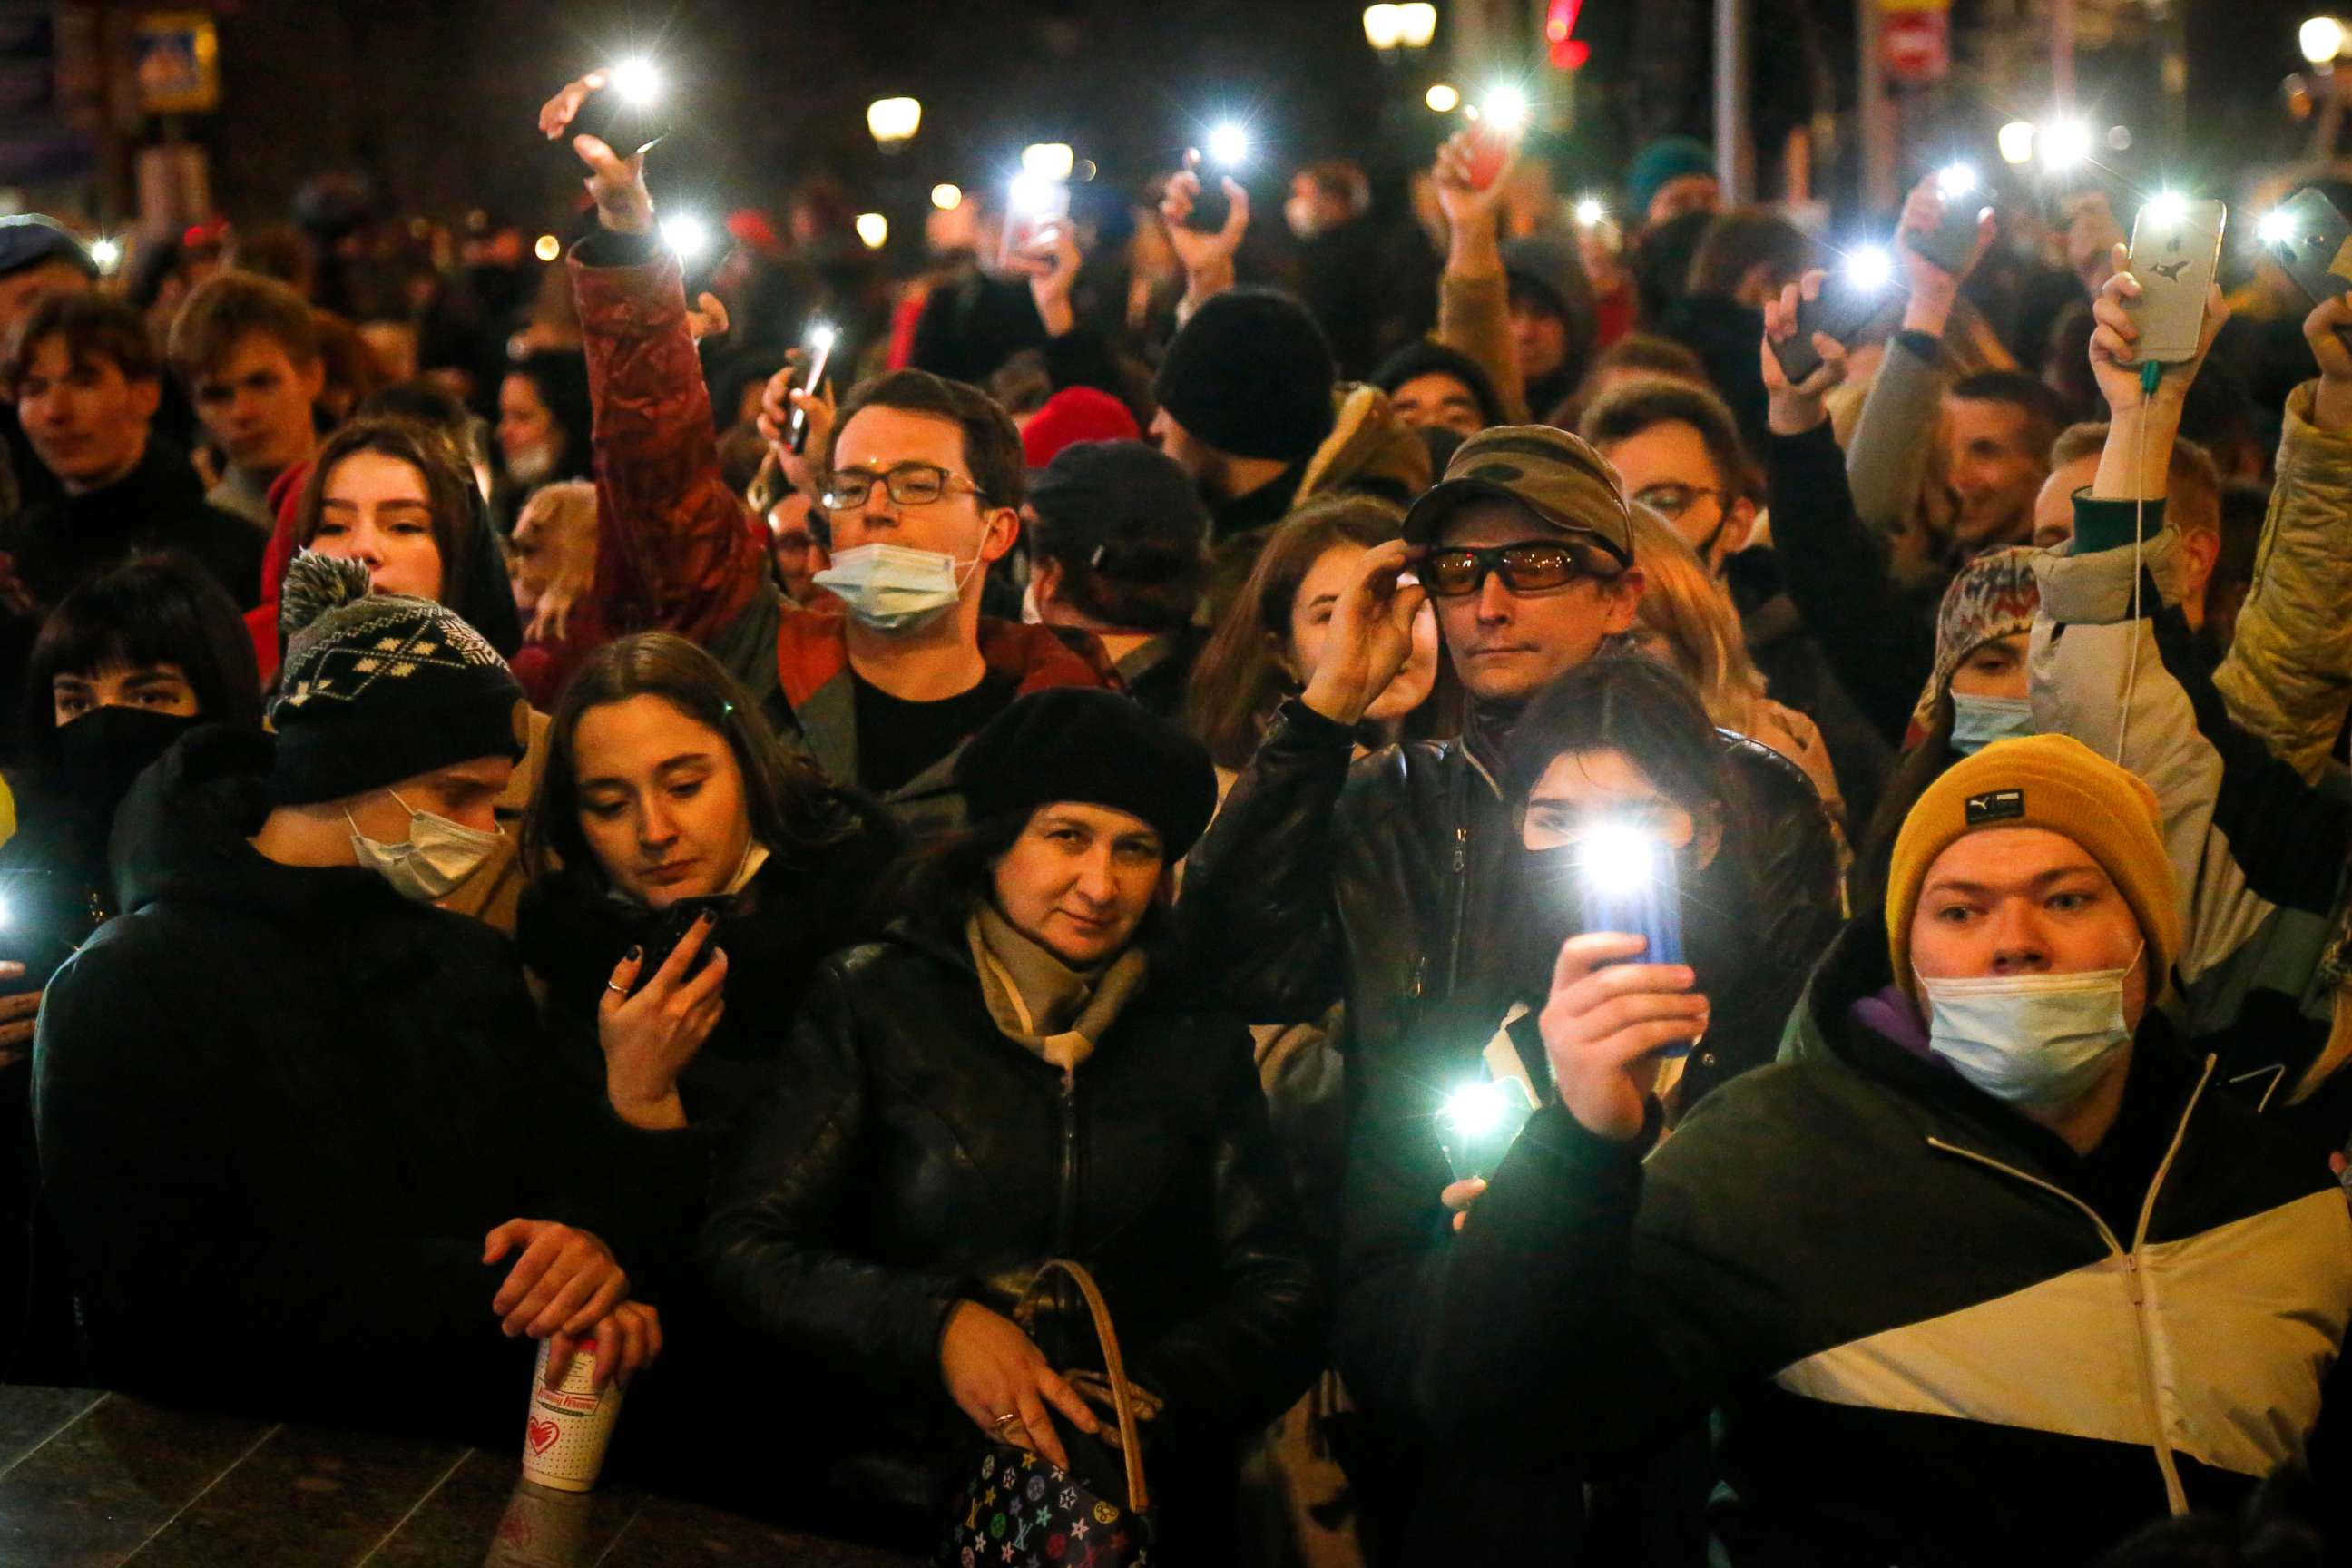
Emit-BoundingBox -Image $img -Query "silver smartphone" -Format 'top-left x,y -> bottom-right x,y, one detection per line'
2125,198 -> 2226,364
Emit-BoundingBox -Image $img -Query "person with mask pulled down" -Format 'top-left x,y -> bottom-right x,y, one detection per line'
536,72 -> 1111,838
1419,732 -> 2352,1564
34,552 -> 690,1439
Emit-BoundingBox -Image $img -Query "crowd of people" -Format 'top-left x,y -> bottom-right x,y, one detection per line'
1,60 -> 2350,1565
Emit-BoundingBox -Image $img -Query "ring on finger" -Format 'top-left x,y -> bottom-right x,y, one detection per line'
994,1412 -> 1020,1429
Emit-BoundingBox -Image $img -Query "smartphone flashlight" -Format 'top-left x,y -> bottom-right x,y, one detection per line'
1573,195 -> 1607,228
1206,121 -> 1251,170
610,56 -> 661,106
1436,1076 -> 1539,1181
1936,162 -> 1977,201
1845,244 -> 1895,291
787,322 -> 837,456
660,213 -> 710,263
2145,191 -> 2190,230
1482,83 -> 1531,132
2259,209 -> 2300,247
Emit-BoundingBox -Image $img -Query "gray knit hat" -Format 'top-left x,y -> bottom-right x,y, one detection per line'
268,552 -> 526,806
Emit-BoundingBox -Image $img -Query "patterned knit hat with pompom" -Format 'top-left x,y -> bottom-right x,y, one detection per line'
268,550 -> 527,806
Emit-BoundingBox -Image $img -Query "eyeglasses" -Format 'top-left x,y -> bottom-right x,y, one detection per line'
1419,539 -> 1620,598
1632,483 -> 1730,521
820,462 -> 989,512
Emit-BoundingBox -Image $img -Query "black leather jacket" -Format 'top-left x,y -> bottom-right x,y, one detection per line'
700,923 -> 1323,1521
1180,696 -> 1843,1097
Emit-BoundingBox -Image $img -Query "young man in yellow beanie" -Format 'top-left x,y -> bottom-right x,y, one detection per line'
1410,731 -> 2352,1563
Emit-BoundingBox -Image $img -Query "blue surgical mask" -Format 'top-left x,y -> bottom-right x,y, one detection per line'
1949,693 -> 2035,756
1917,951 -> 2140,1113
812,543 -> 979,635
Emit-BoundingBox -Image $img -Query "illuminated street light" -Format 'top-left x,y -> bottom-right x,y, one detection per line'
930,183 -> 963,211
1998,120 -> 2037,165
866,96 -> 921,149
1396,3 -> 1437,47
1426,83 -> 1460,113
1363,5 -> 1404,51
2303,15 -> 2346,65
533,233 -> 562,262
856,212 -> 889,250
1021,142 -> 1075,181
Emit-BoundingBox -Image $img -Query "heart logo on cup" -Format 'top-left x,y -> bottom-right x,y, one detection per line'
526,1416 -> 561,1455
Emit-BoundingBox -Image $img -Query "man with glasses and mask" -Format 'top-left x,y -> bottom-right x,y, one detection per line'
1583,375 -> 1891,825
1181,425 -> 1840,1544
542,71 -> 1110,836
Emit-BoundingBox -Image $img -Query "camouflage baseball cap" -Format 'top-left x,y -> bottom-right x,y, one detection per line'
1400,424 -> 1636,564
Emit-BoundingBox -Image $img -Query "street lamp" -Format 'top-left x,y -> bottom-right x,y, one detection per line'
931,183 -> 963,211
1363,5 -> 1405,51
866,96 -> 921,151
2304,15 -> 2346,65
1426,83 -> 1459,113
1396,3 -> 1436,47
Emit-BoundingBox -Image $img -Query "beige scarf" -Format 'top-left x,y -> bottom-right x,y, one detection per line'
965,900 -> 1149,1078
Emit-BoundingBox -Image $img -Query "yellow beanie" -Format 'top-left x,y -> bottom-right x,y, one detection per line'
1886,734 -> 2179,997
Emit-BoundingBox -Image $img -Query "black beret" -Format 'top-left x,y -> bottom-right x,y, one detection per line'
954,688 -> 1217,858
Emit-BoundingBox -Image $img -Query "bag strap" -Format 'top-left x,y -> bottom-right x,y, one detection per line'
1012,1258 -> 1150,1514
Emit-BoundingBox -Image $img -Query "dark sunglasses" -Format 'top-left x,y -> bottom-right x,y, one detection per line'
1420,539 -> 1621,598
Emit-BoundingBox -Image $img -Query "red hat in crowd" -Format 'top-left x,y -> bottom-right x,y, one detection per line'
1022,387 -> 1139,471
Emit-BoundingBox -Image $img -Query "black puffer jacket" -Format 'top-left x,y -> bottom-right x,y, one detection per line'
700,921 -> 1323,1548
33,725 -> 699,1440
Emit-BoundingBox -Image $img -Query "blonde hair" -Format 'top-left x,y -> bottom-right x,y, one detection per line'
1626,505 -> 1767,733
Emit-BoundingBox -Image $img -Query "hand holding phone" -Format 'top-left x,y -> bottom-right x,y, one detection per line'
2123,196 -> 2226,365
1436,1074 -> 1540,1182
1900,164 -> 1993,278
1770,248 -> 1896,385
787,324 -> 837,456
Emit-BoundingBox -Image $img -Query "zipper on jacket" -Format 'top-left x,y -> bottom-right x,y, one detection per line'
1055,1075 -> 1079,1257
1924,1054 -> 2213,1522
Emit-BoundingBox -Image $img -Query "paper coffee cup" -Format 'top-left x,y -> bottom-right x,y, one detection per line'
520,1338 -> 623,1492
483,1479 -> 592,1568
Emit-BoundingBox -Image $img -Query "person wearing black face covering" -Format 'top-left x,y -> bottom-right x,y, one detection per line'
1320,653 -> 1841,1561
0,552 -> 261,1380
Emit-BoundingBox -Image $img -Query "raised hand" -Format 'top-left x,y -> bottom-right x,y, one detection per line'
1299,539 -> 1430,727
2087,246 -> 2227,415
537,72 -> 653,236
1160,151 -> 1250,301
756,348 -> 837,500
1760,270 -> 1851,435
1539,932 -> 1709,1143
1012,220 -> 1084,338
2305,294 -> 2352,432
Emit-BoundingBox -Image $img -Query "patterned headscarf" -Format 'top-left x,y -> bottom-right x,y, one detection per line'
1908,546 -> 2041,738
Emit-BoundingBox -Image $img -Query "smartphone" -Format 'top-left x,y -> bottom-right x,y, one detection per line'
998,176 -> 1071,273
1576,828 -> 1694,1058
1436,1074 -> 1540,1182
2263,187 -> 2352,308
1773,261 -> 1896,384
1905,163 -> 1990,275
573,93 -> 667,160
2125,198 -> 2227,364
638,895 -> 731,985
787,323 -> 837,456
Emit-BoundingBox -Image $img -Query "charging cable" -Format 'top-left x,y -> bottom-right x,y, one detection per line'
2116,358 -> 2161,764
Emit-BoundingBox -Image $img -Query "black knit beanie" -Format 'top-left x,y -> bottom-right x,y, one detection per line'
954,689 -> 1217,858
1152,288 -> 1336,463
268,552 -> 528,807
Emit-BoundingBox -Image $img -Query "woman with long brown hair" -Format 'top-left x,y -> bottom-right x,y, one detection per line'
518,632 -> 899,1136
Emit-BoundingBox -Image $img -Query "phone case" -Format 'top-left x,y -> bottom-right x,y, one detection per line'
2125,199 -> 2227,364
997,182 -> 1072,270
573,94 -> 666,159
1772,277 -> 1894,384
2268,188 -> 2352,308
1906,193 -> 1988,276
1583,851 -> 1693,1058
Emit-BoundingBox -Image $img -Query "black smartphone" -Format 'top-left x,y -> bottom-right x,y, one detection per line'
787,323 -> 837,456
1436,1075 -> 1539,1182
638,895 -> 731,984
2263,188 -> 2352,308
573,92 -> 668,160
1773,257 -> 1897,384
1906,163 -> 1990,276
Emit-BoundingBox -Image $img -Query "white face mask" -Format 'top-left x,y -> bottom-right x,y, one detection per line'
1917,947 -> 2141,1114
346,789 -> 505,902
812,542 -> 981,635
1284,196 -> 1323,241
1949,694 -> 2035,756
505,439 -> 558,486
